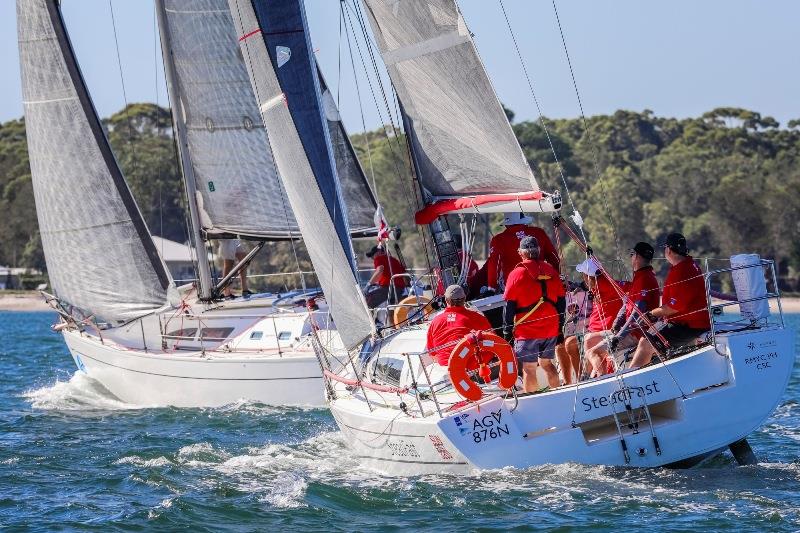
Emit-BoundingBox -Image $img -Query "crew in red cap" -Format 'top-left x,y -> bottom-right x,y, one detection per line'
485,213 -> 559,292
502,236 -> 565,392
629,233 -> 711,369
426,285 -> 491,366
585,241 -> 660,376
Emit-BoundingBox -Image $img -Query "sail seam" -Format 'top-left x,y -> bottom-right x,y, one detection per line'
382,31 -> 469,66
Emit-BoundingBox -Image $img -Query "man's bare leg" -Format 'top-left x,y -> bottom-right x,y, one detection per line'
629,336 -> 657,369
586,342 -> 611,378
222,259 -> 235,297
235,251 -> 248,293
539,358 -> 560,388
555,342 -> 573,385
522,362 -> 540,393
565,336 -> 581,380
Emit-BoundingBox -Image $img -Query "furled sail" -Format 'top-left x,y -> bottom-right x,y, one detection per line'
360,0 -> 538,198
158,0 -> 377,238
228,0 -> 375,349
17,0 -> 174,323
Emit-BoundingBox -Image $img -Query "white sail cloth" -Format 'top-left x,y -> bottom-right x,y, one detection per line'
361,0 -> 538,197
228,0 -> 374,350
18,0 -> 174,323
159,0 -> 377,238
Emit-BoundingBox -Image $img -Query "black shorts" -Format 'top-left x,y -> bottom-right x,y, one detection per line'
514,337 -> 557,364
649,322 -> 707,351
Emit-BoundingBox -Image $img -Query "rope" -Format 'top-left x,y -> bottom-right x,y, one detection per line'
550,0 -> 621,261
497,0 -> 586,245
108,0 -> 140,183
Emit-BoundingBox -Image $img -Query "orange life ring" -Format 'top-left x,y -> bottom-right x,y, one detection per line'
447,331 -> 518,401
392,295 -> 434,327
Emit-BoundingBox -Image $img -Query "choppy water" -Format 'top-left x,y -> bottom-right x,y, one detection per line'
1,311 -> 798,531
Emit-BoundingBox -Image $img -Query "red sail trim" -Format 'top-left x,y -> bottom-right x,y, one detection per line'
415,191 -> 548,224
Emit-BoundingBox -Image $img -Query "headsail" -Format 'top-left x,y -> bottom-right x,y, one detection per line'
158,0 -> 377,238
228,0 -> 375,350
360,0 -> 538,198
17,0 -> 173,323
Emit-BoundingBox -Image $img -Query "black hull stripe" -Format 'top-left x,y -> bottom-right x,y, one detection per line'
73,350 -> 321,381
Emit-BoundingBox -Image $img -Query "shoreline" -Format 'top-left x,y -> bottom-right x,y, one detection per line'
2,290 -> 800,314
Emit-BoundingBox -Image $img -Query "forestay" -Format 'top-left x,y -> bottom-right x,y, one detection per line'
17,0 -> 173,323
159,0 -> 376,238
229,0 -> 375,350
361,0 -> 538,198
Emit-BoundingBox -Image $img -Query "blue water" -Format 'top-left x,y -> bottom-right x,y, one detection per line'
1,311 -> 798,531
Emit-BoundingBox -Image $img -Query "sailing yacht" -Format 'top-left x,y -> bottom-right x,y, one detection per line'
231,0 -> 794,473
17,0 -> 378,408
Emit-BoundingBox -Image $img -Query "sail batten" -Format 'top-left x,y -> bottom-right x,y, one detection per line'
18,0 -> 173,323
229,0 -> 375,350
361,0 -> 538,198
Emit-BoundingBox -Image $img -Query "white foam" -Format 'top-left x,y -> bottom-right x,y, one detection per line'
22,371 -> 145,411
115,456 -> 173,468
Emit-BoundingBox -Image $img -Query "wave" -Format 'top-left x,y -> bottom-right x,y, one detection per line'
22,371 -> 147,411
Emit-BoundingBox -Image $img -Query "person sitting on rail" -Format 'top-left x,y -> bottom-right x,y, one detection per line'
629,233 -> 711,369
484,212 -> 559,294
364,245 -> 408,308
425,285 -> 491,367
576,257 -> 627,378
585,242 -> 660,376
502,236 -> 566,392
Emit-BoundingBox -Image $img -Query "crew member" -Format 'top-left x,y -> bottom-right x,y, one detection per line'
502,236 -> 566,392
629,233 -> 711,369
426,285 -> 491,366
485,213 -> 559,292
364,245 -> 408,308
219,239 -> 251,299
577,257 -> 626,378
585,242 -> 660,375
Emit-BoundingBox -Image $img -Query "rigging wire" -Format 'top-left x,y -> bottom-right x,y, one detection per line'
550,0 -> 621,262
497,0 -> 583,244
108,0 -> 139,180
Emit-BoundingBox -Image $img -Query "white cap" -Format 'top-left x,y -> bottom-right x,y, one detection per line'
575,257 -> 601,276
503,212 -> 533,226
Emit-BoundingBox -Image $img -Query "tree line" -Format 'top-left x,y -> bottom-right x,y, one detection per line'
0,103 -> 798,291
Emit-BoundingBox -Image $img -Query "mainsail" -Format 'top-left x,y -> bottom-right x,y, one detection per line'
17,0 -> 173,323
360,0 -> 539,198
158,0 -> 377,238
228,0 -> 375,350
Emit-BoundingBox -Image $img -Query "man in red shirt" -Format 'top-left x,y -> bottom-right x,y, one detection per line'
629,233 -> 711,369
426,285 -> 491,366
502,236 -> 566,392
585,242 -> 660,375
485,213 -> 559,292
364,245 -> 408,308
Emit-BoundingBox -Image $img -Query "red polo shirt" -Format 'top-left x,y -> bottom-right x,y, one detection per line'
373,254 -> 407,288
503,259 -> 565,340
486,225 -> 559,290
426,306 -> 492,366
625,266 -> 660,317
662,256 -> 710,330
588,275 -> 625,333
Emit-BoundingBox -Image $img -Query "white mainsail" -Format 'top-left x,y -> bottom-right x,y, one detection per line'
361,0 -> 539,198
17,0 -> 173,323
158,0 -> 377,238
228,0 -> 375,350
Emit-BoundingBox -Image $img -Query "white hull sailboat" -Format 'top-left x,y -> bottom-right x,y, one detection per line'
227,0 -> 795,472
18,0 -> 378,407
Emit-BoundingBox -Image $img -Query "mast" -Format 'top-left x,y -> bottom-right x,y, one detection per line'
155,0 -> 213,300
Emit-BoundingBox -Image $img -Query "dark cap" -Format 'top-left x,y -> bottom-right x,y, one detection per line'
659,233 -> 688,255
366,245 -> 385,258
631,241 -> 654,261
444,284 -> 466,301
518,236 -> 540,251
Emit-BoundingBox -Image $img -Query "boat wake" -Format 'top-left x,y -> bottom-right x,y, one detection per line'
22,371 -> 144,411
